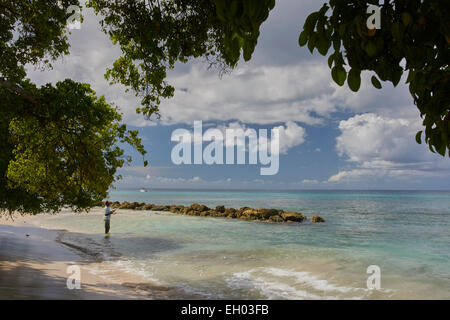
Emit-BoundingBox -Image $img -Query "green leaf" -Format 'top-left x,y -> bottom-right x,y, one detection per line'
415,131 -> 422,144
307,34 -> 317,53
347,68 -> 361,92
371,75 -> 382,89
391,22 -> 404,41
303,12 -> 319,35
332,66 -> 346,86
332,37 -> 341,51
328,53 -> 334,68
365,41 -> 377,56
317,36 -> 331,56
401,12 -> 412,26
243,40 -> 254,61
298,31 -> 308,47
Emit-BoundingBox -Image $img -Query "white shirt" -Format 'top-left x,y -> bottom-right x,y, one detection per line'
105,206 -> 112,221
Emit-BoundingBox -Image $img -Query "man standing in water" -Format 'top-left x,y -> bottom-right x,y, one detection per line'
104,201 -> 116,235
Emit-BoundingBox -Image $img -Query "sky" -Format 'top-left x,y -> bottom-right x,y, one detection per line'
26,0 -> 450,190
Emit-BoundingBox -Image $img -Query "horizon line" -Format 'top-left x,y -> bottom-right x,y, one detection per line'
109,187 -> 450,192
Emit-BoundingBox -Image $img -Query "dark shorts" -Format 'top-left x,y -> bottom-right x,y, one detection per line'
105,220 -> 110,233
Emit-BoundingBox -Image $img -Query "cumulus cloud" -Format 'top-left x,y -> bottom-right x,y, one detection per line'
221,121 -> 306,155
172,121 -> 305,156
329,113 -> 450,183
336,113 -> 420,163
160,63 -> 336,126
274,121 -> 306,154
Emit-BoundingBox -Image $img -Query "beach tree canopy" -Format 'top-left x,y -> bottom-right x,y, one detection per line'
1,0 -> 448,214
86,0 -> 275,118
0,0 -> 145,214
297,0 -> 449,157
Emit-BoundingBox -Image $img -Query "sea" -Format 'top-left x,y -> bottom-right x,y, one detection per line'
35,189 -> 450,299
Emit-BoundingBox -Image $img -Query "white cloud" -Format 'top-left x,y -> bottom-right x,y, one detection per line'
159,63 -> 336,126
328,169 -> 380,182
329,113 -> 450,183
172,121 -> 305,156
301,179 -> 319,184
336,113 -> 419,163
274,121 -> 306,154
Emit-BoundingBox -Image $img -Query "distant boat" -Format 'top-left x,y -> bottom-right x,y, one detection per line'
140,188 -> 149,193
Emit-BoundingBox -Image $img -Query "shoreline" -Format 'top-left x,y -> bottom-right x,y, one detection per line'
0,212 -> 177,300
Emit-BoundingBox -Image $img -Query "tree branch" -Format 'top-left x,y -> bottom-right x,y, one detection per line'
0,78 -> 39,104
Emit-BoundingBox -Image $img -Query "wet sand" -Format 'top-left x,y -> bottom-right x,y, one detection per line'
0,212 -> 174,299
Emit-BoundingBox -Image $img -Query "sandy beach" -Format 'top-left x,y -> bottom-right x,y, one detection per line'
0,211 -> 176,300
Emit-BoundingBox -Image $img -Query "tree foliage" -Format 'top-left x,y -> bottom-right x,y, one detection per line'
298,0 -> 449,156
86,0 -> 274,118
0,0 -> 145,214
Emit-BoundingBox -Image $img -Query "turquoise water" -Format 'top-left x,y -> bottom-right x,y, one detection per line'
39,190 -> 450,299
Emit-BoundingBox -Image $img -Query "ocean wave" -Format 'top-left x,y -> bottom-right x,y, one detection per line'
262,267 -> 360,294
224,267 -> 395,299
226,270 -> 329,299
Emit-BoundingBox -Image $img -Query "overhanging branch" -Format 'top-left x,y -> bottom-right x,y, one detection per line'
0,78 -> 40,105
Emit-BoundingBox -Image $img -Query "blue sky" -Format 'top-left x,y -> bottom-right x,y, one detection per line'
27,0 -> 450,190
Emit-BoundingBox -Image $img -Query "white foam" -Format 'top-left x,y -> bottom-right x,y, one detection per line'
262,267 -> 359,294
226,269 -> 339,300
224,267 -> 392,299
110,259 -> 161,284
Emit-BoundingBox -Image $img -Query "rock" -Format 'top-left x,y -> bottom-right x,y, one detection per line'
118,201 -> 130,209
142,203 -> 155,210
151,205 -> 170,211
170,205 -> 185,213
281,212 -> 306,222
269,215 -> 284,223
207,210 -> 219,217
242,209 -> 261,220
190,203 -> 209,212
257,208 -> 280,219
224,208 -> 236,218
186,209 -> 200,216
135,203 -> 147,210
224,208 -> 236,214
217,211 -> 229,217
200,210 -> 212,217
107,201 -> 321,224
126,202 -> 141,209
111,201 -> 121,209
311,216 -> 325,223
211,209 -> 227,217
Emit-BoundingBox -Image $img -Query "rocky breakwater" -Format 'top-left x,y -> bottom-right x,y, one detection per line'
108,201 -> 325,224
